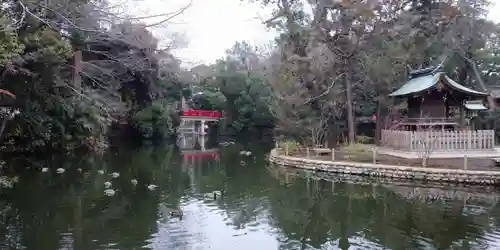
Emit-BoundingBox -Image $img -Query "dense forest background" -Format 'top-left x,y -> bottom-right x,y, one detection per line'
1,0 -> 500,153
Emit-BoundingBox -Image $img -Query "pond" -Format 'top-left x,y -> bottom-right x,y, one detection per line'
2,142 -> 500,250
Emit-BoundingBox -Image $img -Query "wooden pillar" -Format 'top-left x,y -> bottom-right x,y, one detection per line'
200,134 -> 206,151
459,104 -> 465,128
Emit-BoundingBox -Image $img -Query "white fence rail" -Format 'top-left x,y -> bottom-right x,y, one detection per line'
381,129 -> 495,151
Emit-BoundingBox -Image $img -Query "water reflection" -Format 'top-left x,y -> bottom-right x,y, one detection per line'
0,143 -> 500,249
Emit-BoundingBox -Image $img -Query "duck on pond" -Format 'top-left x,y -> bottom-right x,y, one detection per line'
170,210 -> 183,218
204,191 -> 222,200
104,189 -> 116,196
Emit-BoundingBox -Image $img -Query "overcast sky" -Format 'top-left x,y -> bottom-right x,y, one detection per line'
134,0 -> 500,67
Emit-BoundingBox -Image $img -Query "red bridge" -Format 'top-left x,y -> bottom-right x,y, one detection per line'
181,109 -> 224,121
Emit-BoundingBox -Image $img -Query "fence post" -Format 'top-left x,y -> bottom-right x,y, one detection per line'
372,147 -> 377,164
331,148 -> 335,161
464,154 -> 468,170
306,148 -> 310,158
491,130 -> 495,149
285,144 -> 289,156
467,130 -> 472,150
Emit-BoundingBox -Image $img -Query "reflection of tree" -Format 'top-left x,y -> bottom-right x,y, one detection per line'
190,142 -> 275,230
267,167 -> 498,250
1,144 -> 499,249
0,146 -> 191,249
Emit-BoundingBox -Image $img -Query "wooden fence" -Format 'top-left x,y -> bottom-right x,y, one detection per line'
381,129 -> 495,151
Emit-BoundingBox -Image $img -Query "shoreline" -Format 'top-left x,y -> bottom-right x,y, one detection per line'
268,148 -> 500,186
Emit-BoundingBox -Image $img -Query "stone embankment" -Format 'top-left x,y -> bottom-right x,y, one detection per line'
268,149 -> 500,185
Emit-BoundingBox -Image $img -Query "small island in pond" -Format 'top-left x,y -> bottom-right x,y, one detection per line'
270,65 -> 500,185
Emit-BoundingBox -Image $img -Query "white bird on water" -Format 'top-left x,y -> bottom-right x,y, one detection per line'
111,172 -> 119,178
56,168 -> 65,174
41,168 -> 49,173
104,181 -> 112,188
147,184 -> 158,191
131,179 -> 138,185
104,189 -> 116,196
97,170 -> 105,175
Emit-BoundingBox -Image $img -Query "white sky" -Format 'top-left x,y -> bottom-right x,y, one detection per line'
133,0 -> 500,68
130,0 -> 275,67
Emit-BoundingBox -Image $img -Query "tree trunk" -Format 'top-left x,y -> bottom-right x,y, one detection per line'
73,50 -> 82,95
375,100 -> 382,145
345,72 -> 355,144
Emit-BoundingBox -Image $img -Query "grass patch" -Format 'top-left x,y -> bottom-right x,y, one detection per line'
338,143 -> 375,162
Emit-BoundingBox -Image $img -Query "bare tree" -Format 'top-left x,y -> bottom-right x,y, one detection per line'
414,128 -> 437,168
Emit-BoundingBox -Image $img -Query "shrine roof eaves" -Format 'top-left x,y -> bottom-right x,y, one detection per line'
464,100 -> 488,110
388,72 -> 489,97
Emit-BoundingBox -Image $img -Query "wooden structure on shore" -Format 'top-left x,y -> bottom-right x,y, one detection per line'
381,66 -> 495,153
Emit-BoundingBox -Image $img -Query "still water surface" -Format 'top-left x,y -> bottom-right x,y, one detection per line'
2,143 -> 500,249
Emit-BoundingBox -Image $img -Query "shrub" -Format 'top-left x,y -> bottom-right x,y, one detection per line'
278,139 -> 301,155
356,135 -> 374,144
131,101 -> 179,140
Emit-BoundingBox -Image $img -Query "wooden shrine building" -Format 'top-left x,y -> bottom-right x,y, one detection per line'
381,66 -> 495,153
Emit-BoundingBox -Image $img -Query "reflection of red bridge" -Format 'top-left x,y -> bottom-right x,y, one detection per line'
182,149 -> 220,161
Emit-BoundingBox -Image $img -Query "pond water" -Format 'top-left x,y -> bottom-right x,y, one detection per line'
2,142 -> 500,249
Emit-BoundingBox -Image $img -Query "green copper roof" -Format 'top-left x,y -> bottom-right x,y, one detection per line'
388,72 -> 489,97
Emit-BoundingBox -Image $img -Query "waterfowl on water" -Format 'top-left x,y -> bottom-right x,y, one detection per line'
111,172 -> 120,178
56,168 -> 65,174
147,184 -> 158,190
104,189 -> 116,196
97,170 -> 105,175
41,168 -> 49,173
104,181 -> 112,188
204,191 -> 222,200
240,151 -> 252,156
170,210 -> 183,217
131,179 -> 138,185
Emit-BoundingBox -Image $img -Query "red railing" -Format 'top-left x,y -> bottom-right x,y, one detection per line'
182,109 -> 223,118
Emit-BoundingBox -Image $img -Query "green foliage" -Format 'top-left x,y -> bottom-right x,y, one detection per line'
0,4 -> 184,152
2,96 -> 109,152
0,24 -> 103,152
208,69 -> 276,133
0,27 -> 23,66
187,41 -> 277,136
278,139 -> 301,154
355,135 -> 374,144
131,101 -> 179,140
190,89 -> 226,111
